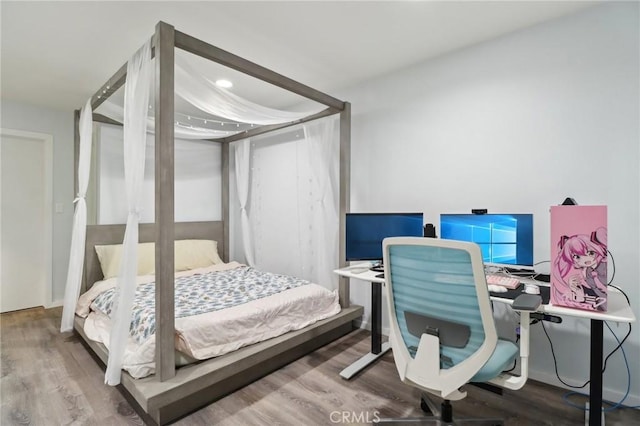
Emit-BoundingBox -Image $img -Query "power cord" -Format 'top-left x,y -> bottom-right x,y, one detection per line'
531,249 -> 616,285
609,283 -> 628,304
499,251 -> 632,409
541,321 -> 632,386
539,280 -> 635,412
561,322 -> 638,411
540,321 -> 588,389
606,249 -> 616,286
602,322 -> 631,374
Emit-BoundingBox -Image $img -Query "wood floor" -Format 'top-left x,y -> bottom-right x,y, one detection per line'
2,307 -> 639,426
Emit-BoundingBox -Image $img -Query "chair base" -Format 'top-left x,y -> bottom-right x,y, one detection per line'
374,393 -> 504,426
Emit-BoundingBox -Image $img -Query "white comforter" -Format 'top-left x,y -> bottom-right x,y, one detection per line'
76,262 -> 341,378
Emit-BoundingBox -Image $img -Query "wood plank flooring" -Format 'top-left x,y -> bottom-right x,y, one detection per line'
1,307 -> 638,425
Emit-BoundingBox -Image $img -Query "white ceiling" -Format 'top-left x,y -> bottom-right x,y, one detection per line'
1,1 -> 599,112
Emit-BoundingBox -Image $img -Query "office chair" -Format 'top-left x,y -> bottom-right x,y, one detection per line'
376,237 -> 533,425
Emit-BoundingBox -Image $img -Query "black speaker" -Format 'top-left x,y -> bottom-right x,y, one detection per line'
424,223 -> 437,238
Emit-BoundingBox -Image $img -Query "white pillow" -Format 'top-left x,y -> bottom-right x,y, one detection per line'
95,239 -> 223,280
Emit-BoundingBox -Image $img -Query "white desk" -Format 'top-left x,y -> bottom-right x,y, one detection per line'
491,277 -> 634,323
491,279 -> 635,426
336,267 -> 636,426
333,265 -> 388,379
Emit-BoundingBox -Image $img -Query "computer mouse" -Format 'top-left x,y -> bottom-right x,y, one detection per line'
488,284 -> 507,293
524,284 -> 540,295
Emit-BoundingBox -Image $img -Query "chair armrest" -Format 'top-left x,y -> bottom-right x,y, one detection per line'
511,294 -> 543,311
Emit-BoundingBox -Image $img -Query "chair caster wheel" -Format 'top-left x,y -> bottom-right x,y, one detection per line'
420,397 -> 432,414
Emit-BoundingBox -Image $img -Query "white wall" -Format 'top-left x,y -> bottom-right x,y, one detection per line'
0,100 -> 74,304
339,3 -> 639,406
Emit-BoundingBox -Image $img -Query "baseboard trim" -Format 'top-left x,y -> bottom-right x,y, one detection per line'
528,369 -> 640,409
46,299 -> 64,309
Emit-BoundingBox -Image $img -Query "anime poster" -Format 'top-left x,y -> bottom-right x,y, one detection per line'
550,205 -> 607,311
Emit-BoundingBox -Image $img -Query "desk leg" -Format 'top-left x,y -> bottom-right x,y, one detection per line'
340,281 -> 391,380
371,281 -> 382,354
588,319 -> 604,426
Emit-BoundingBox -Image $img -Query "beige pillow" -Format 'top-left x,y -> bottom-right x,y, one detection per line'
95,242 -> 155,280
95,239 -> 222,280
174,239 -> 223,272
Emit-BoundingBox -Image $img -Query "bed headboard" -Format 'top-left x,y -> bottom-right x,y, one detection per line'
83,221 -> 225,293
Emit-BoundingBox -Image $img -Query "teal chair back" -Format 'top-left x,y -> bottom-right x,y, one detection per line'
388,242 -> 485,369
382,237 -> 517,400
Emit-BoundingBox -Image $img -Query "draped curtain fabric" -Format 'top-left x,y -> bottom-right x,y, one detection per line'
234,139 -> 255,266
247,136 -> 302,275
104,40 -> 152,386
97,100 -> 234,140
95,53 -> 324,140
301,118 -> 339,290
60,99 -> 93,332
174,58 -> 321,126
239,119 -> 339,291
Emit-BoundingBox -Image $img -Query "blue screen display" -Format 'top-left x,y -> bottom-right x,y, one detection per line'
346,213 -> 424,261
440,214 -> 534,266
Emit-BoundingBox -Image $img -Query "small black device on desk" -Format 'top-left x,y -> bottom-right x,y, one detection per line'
533,273 -> 551,282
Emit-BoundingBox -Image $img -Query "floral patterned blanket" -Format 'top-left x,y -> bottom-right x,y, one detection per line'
90,265 -> 310,344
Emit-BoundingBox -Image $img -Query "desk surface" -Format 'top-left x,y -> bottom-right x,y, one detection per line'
500,277 -> 635,323
334,265 -> 385,283
334,265 -> 636,323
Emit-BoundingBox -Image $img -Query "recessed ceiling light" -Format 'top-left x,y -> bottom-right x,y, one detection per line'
215,79 -> 233,88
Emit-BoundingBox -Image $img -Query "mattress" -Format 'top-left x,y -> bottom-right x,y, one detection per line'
76,262 -> 341,378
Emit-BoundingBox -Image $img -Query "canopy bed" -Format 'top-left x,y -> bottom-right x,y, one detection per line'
60,22 -> 361,425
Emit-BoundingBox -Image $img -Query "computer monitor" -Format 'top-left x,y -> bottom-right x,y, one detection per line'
440,213 -> 534,267
346,213 -> 424,262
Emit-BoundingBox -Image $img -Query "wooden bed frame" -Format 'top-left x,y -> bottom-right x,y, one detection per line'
72,21 -> 359,425
76,221 -> 362,424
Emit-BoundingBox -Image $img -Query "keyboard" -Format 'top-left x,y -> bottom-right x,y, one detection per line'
485,274 -> 521,289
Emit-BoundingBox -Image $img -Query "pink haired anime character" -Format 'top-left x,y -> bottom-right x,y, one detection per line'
551,227 -> 607,311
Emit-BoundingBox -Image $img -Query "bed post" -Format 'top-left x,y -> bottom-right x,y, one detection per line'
339,102 -> 351,308
221,143 -> 230,262
154,21 -> 176,381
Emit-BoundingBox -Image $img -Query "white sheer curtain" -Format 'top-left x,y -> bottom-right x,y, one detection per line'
95,54 -> 324,140
96,100 -> 238,140
301,118 -> 339,290
234,138 -> 255,266
105,40 -> 152,386
60,99 -> 93,332
237,121 -> 339,291
174,58 -> 322,125
246,135 -> 301,275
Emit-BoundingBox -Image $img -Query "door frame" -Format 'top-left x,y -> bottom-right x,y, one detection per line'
0,128 -> 54,309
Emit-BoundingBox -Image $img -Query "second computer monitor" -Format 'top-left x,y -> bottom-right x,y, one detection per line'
440,213 -> 534,267
346,212 -> 424,262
